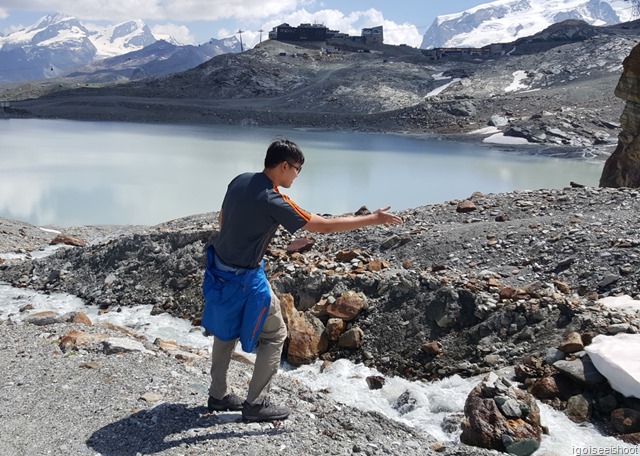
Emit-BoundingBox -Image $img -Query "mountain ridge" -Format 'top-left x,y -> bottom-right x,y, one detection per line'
2,18 -> 633,159
421,0 -> 635,48
0,14 -> 241,83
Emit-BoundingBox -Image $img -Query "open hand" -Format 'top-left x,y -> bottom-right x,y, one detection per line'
373,206 -> 403,226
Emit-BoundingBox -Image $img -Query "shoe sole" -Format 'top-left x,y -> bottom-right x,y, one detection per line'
242,413 -> 290,422
208,406 -> 243,412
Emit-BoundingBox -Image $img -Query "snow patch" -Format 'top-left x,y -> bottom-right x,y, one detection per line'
586,334 -> 640,399
483,133 -> 530,145
505,70 -> 529,92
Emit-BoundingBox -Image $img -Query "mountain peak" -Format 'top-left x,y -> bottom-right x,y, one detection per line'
421,0 -> 635,48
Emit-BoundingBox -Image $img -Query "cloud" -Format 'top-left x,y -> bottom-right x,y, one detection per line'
0,0 -> 299,22
1,2 -> 422,48
151,23 -> 195,45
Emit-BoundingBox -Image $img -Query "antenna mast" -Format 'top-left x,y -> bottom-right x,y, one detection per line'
237,29 -> 244,51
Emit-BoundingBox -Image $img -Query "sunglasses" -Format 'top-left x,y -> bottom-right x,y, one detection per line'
287,162 -> 302,174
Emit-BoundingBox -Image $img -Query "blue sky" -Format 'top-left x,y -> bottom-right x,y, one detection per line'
0,0 -> 488,47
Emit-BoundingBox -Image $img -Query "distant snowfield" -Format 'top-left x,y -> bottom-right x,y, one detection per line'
0,14 -> 154,60
427,0 -> 634,49
466,126 -> 531,145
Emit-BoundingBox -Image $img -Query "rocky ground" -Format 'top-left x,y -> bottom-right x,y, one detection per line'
3,318 -> 501,456
4,184 -> 640,380
2,183 -> 640,451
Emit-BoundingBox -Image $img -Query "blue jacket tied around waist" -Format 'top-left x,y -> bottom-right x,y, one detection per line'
201,245 -> 271,352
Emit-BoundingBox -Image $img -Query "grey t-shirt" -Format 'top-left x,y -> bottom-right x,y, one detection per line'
213,172 -> 312,268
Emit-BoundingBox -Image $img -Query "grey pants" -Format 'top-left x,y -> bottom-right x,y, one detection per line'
208,288 -> 287,404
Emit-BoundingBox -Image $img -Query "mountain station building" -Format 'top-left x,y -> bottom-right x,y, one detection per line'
269,23 -> 384,45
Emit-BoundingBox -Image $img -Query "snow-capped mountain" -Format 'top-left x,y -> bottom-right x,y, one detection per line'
0,14 -> 159,82
66,37 -> 243,83
420,0 -> 636,49
0,14 -> 240,83
89,19 -> 158,58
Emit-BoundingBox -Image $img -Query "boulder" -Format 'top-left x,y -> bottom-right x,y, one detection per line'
553,356 -> 606,386
286,237 -> 315,254
50,234 -> 87,247
600,42 -> 640,188
325,318 -> 346,342
610,408 -> 640,434
59,330 -> 109,352
460,374 -> 543,456
530,374 -> 574,401
558,331 -> 584,353
566,394 -> 592,423
338,327 -> 363,349
456,200 -> 477,213
326,291 -> 366,321
286,312 -> 328,366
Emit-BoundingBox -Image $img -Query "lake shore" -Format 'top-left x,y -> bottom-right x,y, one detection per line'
1,93 -> 619,163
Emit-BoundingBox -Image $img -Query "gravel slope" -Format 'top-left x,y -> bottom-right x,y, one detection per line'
0,319 -> 496,456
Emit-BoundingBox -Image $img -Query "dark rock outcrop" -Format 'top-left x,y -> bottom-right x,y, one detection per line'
600,42 -> 640,187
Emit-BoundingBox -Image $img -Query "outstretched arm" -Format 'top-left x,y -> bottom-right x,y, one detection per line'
302,206 -> 403,234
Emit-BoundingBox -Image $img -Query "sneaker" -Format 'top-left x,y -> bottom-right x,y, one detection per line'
207,393 -> 244,412
242,399 -> 290,422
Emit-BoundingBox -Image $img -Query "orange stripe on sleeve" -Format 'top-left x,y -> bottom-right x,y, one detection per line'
280,193 -> 312,222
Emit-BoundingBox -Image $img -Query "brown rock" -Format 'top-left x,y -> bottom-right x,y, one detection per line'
529,374 -> 574,401
529,376 -> 560,400
402,259 -> 414,269
59,330 -> 109,352
421,341 -> 442,355
499,286 -> 518,300
366,375 -> 385,390
456,200 -> 477,213
50,234 -> 87,247
335,249 -> 361,262
558,331 -> 584,353
325,318 -> 346,342
326,291 -> 366,321
278,293 -> 297,327
308,299 -> 329,319
611,408 -> 640,434
338,327 -> 363,349
69,311 -> 93,326
366,258 -> 388,272
286,312 -> 328,366
286,237 -> 315,254
618,432 -> 640,444
553,280 -> 571,294
460,375 -> 542,455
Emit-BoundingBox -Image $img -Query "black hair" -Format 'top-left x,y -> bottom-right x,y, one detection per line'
264,139 -> 305,169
